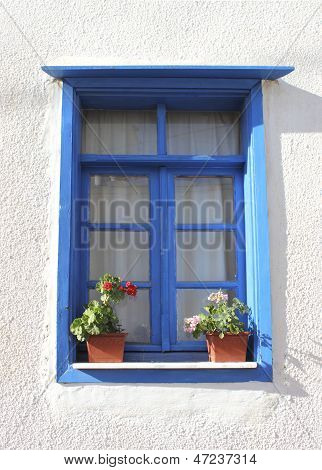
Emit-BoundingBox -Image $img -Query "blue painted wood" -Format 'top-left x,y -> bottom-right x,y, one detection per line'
176,282 -> 238,289
124,345 -> 161,352
176,224 -> 236,230
67,78 -> 253,112
160,167 -> 171,351
42,65 -> 294,80
234,171 -> 247,309
149,170 -> 162,346
56,83 -> 76,380
87,223 -> 150,231
123,351 -> 209,362
157,104 -> 167,155
170,344 -> 207,352
67,81 -> 256,96
70,94 -> 83,363
58,366 -> 269,383
243,84 -> 272,376
166,171 -> 177,348
75,78 -> 251,111
80,96 -> 245,112
80,154 -> 246,166
65,77 -> 257,89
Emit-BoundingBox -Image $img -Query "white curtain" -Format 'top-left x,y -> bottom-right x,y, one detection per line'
82,110 -> 157,155
167,111 -> 240,155
89,231 -> 149,282
89,175 -> 149,223
176,231 -> 235,282
175,176 -> 235,282
82,110 -> 239,156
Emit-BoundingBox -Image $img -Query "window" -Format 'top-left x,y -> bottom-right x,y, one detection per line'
78,110 -> 243,363
44,66 -> 294,383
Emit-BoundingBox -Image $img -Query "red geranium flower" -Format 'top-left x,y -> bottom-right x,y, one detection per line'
102,281 -> 113,291
118,286 -> 126,292
127,285 -> 137,297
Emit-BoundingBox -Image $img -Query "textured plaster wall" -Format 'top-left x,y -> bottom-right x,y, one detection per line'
0,0 -> 320,450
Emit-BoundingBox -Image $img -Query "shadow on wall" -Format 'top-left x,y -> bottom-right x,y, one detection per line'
263,80 -> 321,398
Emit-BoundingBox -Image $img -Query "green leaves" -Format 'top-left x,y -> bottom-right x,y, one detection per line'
70,317 -> 88,342
70,300 -> 122,342
188,296 -> 250,340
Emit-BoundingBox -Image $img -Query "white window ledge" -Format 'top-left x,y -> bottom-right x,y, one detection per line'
73,362 -> 257,370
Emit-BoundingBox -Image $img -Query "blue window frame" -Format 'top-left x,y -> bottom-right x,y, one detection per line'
42,66 -> 294,383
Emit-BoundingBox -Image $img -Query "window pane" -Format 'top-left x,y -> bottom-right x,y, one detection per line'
89,231 -> 149,281
167,111 -> 240,155
89,289 -> 150,343
175,176 -> 234,224
82,110 -> 157,155
90,175 -> 149,223
177,289 -> 235,341
176,231 -> 236,281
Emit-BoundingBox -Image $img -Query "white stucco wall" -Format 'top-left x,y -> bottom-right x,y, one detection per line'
0,0 -> 320,450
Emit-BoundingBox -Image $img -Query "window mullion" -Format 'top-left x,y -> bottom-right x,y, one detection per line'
157,104 -> 167,156
159,167 -> 171,351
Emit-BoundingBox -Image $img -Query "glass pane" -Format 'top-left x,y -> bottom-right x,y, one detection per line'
175,176 -> 234,224
177,289 -> 235,341
82,110 -> 157,155
89,289 -> 150,343
167,111 -> 240,155
176,231 -> 236,281
90,231 -> 149,281
90,175 -> 149,223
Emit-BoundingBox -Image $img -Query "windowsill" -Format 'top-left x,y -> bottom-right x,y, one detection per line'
72,362 -> 257,370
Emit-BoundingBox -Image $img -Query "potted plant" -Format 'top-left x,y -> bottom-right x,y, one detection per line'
184,290 -> 251,362
70,273 -> 138,363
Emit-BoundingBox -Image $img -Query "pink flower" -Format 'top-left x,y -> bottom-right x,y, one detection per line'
184,315 -> 201,333
208,290 -> 228,304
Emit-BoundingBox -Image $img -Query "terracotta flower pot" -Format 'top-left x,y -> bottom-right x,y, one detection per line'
206,332 -> 250,362
86,332 -> 128,363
